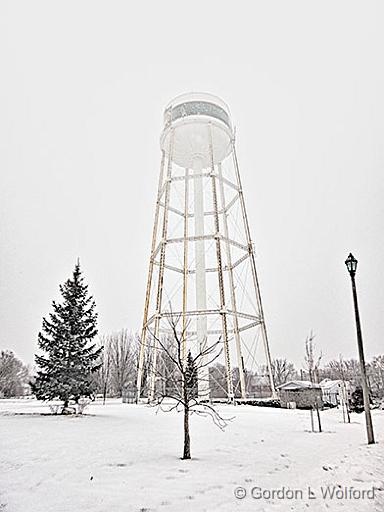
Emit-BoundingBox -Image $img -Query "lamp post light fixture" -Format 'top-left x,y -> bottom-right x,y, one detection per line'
345,253 -> 375,445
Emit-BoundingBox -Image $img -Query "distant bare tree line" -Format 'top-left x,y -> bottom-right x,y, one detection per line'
0,351 -> 31,398
1,331 -> 383,400
92,330 -> 141,400
92,329 -> 384,400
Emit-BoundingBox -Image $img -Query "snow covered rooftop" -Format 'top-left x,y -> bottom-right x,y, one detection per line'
319,379 -> 351,390
277,380 -> 321,390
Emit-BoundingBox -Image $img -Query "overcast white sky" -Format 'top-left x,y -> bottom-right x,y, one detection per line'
1,1 -> 383,368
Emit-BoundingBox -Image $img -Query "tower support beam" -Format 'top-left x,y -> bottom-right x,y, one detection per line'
148,130 -> 174,402
232,143 -> 277,398
182,168 -> 189,365
136,150 -> 166,402
209,124 -> 234,402
193,157 -> 209,400
218,163 -> 246,399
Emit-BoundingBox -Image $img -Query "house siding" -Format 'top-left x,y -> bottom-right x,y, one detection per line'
279,388 -> 323,409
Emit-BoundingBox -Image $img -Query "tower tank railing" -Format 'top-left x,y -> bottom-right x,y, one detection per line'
164,101 -> 231,130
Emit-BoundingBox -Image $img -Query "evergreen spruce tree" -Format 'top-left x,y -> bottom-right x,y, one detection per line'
184,350 -> 198,399
31,262 -> 102,410
350,386 -> 366,413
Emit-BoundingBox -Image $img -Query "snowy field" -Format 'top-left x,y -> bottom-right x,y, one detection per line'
0,399 -> 383,512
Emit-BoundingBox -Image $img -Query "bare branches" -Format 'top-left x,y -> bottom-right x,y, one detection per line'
304,331 -> 322,384
145,313 -> 231,459
0,351 -> 30,397
271,358 -> 296,387
93,330 -> 139,398
189,399 -> 234,430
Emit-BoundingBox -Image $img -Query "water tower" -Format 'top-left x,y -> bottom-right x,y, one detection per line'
136,93 -> 276,402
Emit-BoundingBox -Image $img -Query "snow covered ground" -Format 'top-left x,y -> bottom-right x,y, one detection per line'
0,399 -> 383,512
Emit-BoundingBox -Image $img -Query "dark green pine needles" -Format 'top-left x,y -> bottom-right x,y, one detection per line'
184,350 -> 198,399
31,262 -> 102,407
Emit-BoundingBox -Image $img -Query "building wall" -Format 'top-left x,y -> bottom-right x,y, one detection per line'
322,390 -> 339,406
279,388 -> 323,409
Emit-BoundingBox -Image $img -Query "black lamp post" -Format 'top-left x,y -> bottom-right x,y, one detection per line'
345,253 -> 375,444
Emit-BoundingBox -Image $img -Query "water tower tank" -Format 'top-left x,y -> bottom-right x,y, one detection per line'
160,92 -> 233,170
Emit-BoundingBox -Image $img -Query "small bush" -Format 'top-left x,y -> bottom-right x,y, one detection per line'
239,398 -> 281,408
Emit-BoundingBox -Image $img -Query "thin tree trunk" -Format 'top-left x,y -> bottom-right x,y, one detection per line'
310,407 -> 314,432
182,405 -> 191,459
345,393 -> 351,424
315,403 -> 322,432
103,357 -> 111,405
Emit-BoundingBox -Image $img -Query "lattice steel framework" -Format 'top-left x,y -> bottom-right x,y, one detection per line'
136,93 -> 276,402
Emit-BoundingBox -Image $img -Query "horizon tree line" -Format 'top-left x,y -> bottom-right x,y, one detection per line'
2,331 -> 384,400
2,338 -> 383,401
